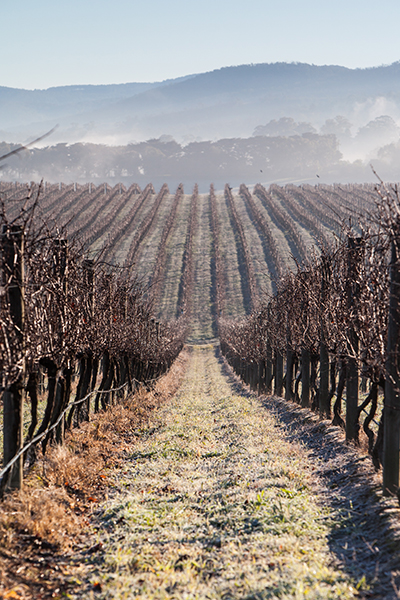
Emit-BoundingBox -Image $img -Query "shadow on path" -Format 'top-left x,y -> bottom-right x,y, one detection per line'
216,344 -> 400,599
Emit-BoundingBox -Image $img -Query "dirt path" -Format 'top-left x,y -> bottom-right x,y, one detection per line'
63,344 -> 400,599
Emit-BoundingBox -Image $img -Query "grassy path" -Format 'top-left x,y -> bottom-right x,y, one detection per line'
72,345 -> 362,599
188,194 -> 214,341
217,193 -> 247,318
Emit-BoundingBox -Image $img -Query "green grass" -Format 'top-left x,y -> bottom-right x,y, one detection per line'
71,345 -> 360,599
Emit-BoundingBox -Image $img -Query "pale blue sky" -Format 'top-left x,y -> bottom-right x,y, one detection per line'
3,0 -> 400,89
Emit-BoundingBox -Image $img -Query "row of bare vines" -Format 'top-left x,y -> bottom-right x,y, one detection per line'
239,184 -> 284,285
0,184 -> 185,493
298,184 -> 343,232
224,184 -> 258,312
83,185 -> 137,247
254,184 -> 308,262
102,183 -> 155,263
123,184 -> 167,268
71,185 -> 125,240
176,185 -> 198,318
220,182 -> 400,496
150,184 -> 184,306
209,184 -> 226,326
272,184 -> 331,248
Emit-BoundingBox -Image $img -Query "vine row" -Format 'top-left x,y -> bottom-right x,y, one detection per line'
224,184 -> 258,312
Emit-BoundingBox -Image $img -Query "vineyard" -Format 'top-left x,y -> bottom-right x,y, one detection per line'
0,181 -> 382,465
2,178 -> 400,598
0,179 -> 374,319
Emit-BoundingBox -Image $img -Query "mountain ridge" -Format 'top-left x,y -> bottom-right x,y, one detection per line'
2,61 -> 400,146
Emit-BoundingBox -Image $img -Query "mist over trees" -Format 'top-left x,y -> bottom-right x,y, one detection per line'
2,61 -> 400,186
0,132 -> 345,189
1,117 -> 399,189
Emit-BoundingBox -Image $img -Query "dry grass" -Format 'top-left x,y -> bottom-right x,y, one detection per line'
0,349 -> 188,600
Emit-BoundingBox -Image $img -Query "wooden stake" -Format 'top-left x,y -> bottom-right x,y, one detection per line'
346,236 -> 362,442
1,225 -> 25,490
383,226 -> 400,495
275,350 -> 283,397
301,348 -> 310,408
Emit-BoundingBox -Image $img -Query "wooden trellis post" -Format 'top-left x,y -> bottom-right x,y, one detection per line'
83,258 -> 95,319
83,258 -> 95,416
301,348 -> 310,408
264,304 -> 273,394
274,350 -> 283,397
1,225 -> 25,490
265,342 -> 273,394
286,347 -> 294,402
346,236 -> 362,442
53,239 -> 68,444
257,360 -> 265,395
383,222 -> 400,495
319,255 -> 330,417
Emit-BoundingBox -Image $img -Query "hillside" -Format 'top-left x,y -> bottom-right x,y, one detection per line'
2,62 -> 400,148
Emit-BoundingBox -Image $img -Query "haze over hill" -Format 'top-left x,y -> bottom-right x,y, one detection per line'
2,61 -> 400,185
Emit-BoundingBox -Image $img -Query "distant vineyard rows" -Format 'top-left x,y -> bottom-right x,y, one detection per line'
0,179 -> 376,325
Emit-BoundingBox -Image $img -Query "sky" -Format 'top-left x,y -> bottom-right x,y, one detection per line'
2,0 -> 400,90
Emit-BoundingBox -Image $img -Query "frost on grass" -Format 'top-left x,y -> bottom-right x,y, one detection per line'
77,345 -> 359,599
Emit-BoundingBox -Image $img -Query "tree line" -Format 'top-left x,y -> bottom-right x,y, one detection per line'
0,134 -> 341,186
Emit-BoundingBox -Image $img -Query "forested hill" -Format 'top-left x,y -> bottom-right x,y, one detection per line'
2,61 -> 400,145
